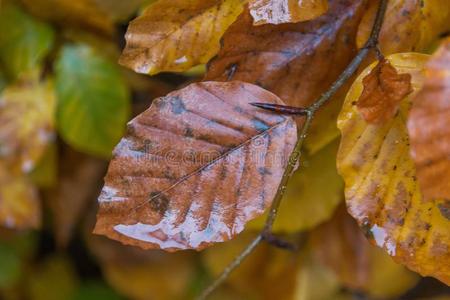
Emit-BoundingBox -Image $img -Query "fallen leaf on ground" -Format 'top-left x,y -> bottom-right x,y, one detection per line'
408,38 -> 450,200
94,81 -> 297,251
337,52 -> 450,284
0,164 -> 41,230
205,0 -> 365,109
248,139 -> 343,232
0,73 -> 55,173
357,0 -> 450,54
119,0 -> 245,75
21,0 -> 115,36
357,58 -> 412,124
249,0 -> 328,25
310,205 -> 420,298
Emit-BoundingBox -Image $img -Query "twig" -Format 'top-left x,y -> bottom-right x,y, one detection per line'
197,1 -> 388,299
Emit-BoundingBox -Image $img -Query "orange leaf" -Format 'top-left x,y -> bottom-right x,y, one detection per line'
357,58 -> 413,124
205,0 -> 366,109
408,38 -> 450,200
249,0 -> 328,25
94,81 -> 297,251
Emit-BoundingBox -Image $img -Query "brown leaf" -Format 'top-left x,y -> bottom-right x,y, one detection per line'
310,204 -> 420,298
249,0 -> 328,25
205,0 -> 366,109
357,58 -> 413,123
408,38 -> 450,200
94,81 -> 297,251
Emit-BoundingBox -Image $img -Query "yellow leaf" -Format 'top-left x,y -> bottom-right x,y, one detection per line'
357,0 -> 450,54
0,164 -> 41,230
249,0 -> 328,25
248,139 -> 343,233
337,52 -> 450,285
0,73 -> 55,173
118,0 -> 246,75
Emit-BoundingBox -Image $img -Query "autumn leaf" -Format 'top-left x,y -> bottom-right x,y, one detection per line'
0,73 -> 56,172
357,0 -> 450,54
0,4 -> 54,80
205,0 -> 365,110
337,52 -> 450,284
248,0 -> 328,25
357,58 -> 413,123
248,139 -> 343,233
408,38 -> 450,200
55,44 -> 130,158
0,164 -> 41,230
21,0 -> 115,36
310,205 -> 420,298
118,0 -> 246,75
94,81 -> 297,251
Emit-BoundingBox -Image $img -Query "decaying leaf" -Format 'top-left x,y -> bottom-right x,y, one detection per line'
337,52 -> 450,284
118,0 -> 245,75
357,0 -> 450,54
205,0 -> 365,109
408,39 -> 450,201
248,139 -> 343,233
21,0 -> 115,36
94,81 -> 297,251
310,205 -> 420,298
249,0 -> 328,25
0,164 -> 41,230
0,73 -> 55,173
357,58 -> 413,124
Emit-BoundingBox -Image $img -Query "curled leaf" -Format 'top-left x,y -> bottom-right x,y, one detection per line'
0,74 -> 55,172
337,52 -> 450,284
205,0 -> 365,108
408,38 -> 450,200
249,0 -> 328,25
357,58 -> 413,124
94,81 -> 297,251
357,0 -> 450,54
118,0 -> 245,75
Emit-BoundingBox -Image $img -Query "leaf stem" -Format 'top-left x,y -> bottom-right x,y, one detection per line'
197,0 -> 388,299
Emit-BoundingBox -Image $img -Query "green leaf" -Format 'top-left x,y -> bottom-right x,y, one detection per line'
0,4 -> 54,79
73,281 -> 124,300
55,44 -> 130,158
0,244 -> 21,289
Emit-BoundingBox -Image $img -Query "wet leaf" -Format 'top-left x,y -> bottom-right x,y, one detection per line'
0,74 -> 56,173
21,0 -> 115,36
0,164 -> 41,230
94,81 -> 297,251
357,0 -> 450,55
118,0 -> 246,75
357,58 -> 413,124
408,38 -> 450,200
337,52 -> 450,284
205,0 -> 365,109
55,44 -> 130,158
248,139 -> 343,232
0,4 -> 54,80
310,205 -> 420,298
249,0 -> 328,25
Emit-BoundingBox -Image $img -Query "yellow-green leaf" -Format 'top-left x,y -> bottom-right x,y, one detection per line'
118,0 -> 246,75
337,52 -> 450,285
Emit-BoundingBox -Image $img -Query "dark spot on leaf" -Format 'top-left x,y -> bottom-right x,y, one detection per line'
184,127 -> 194,137
169,96 -> 186,115
257,167 -> 272,175
251,118 -> 270,132
148,192 -> 169,215
438,200 -> 450,220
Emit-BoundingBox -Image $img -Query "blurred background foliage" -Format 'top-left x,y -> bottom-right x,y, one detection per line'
0,0 -> 449,299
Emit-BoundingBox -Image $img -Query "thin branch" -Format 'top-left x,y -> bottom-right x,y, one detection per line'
197,1 -> 388,299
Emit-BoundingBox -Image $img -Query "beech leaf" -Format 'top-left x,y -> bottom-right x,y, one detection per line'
55,44 -> 130,158
357,0 -> 450,55
118,0 -> 246,75
94,81 -> 297,251
408,38 -> 450,200
337,53 -> 450,284
357,58 -> 413,124
205,0 -> 365,110
249,0 -> 328,25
